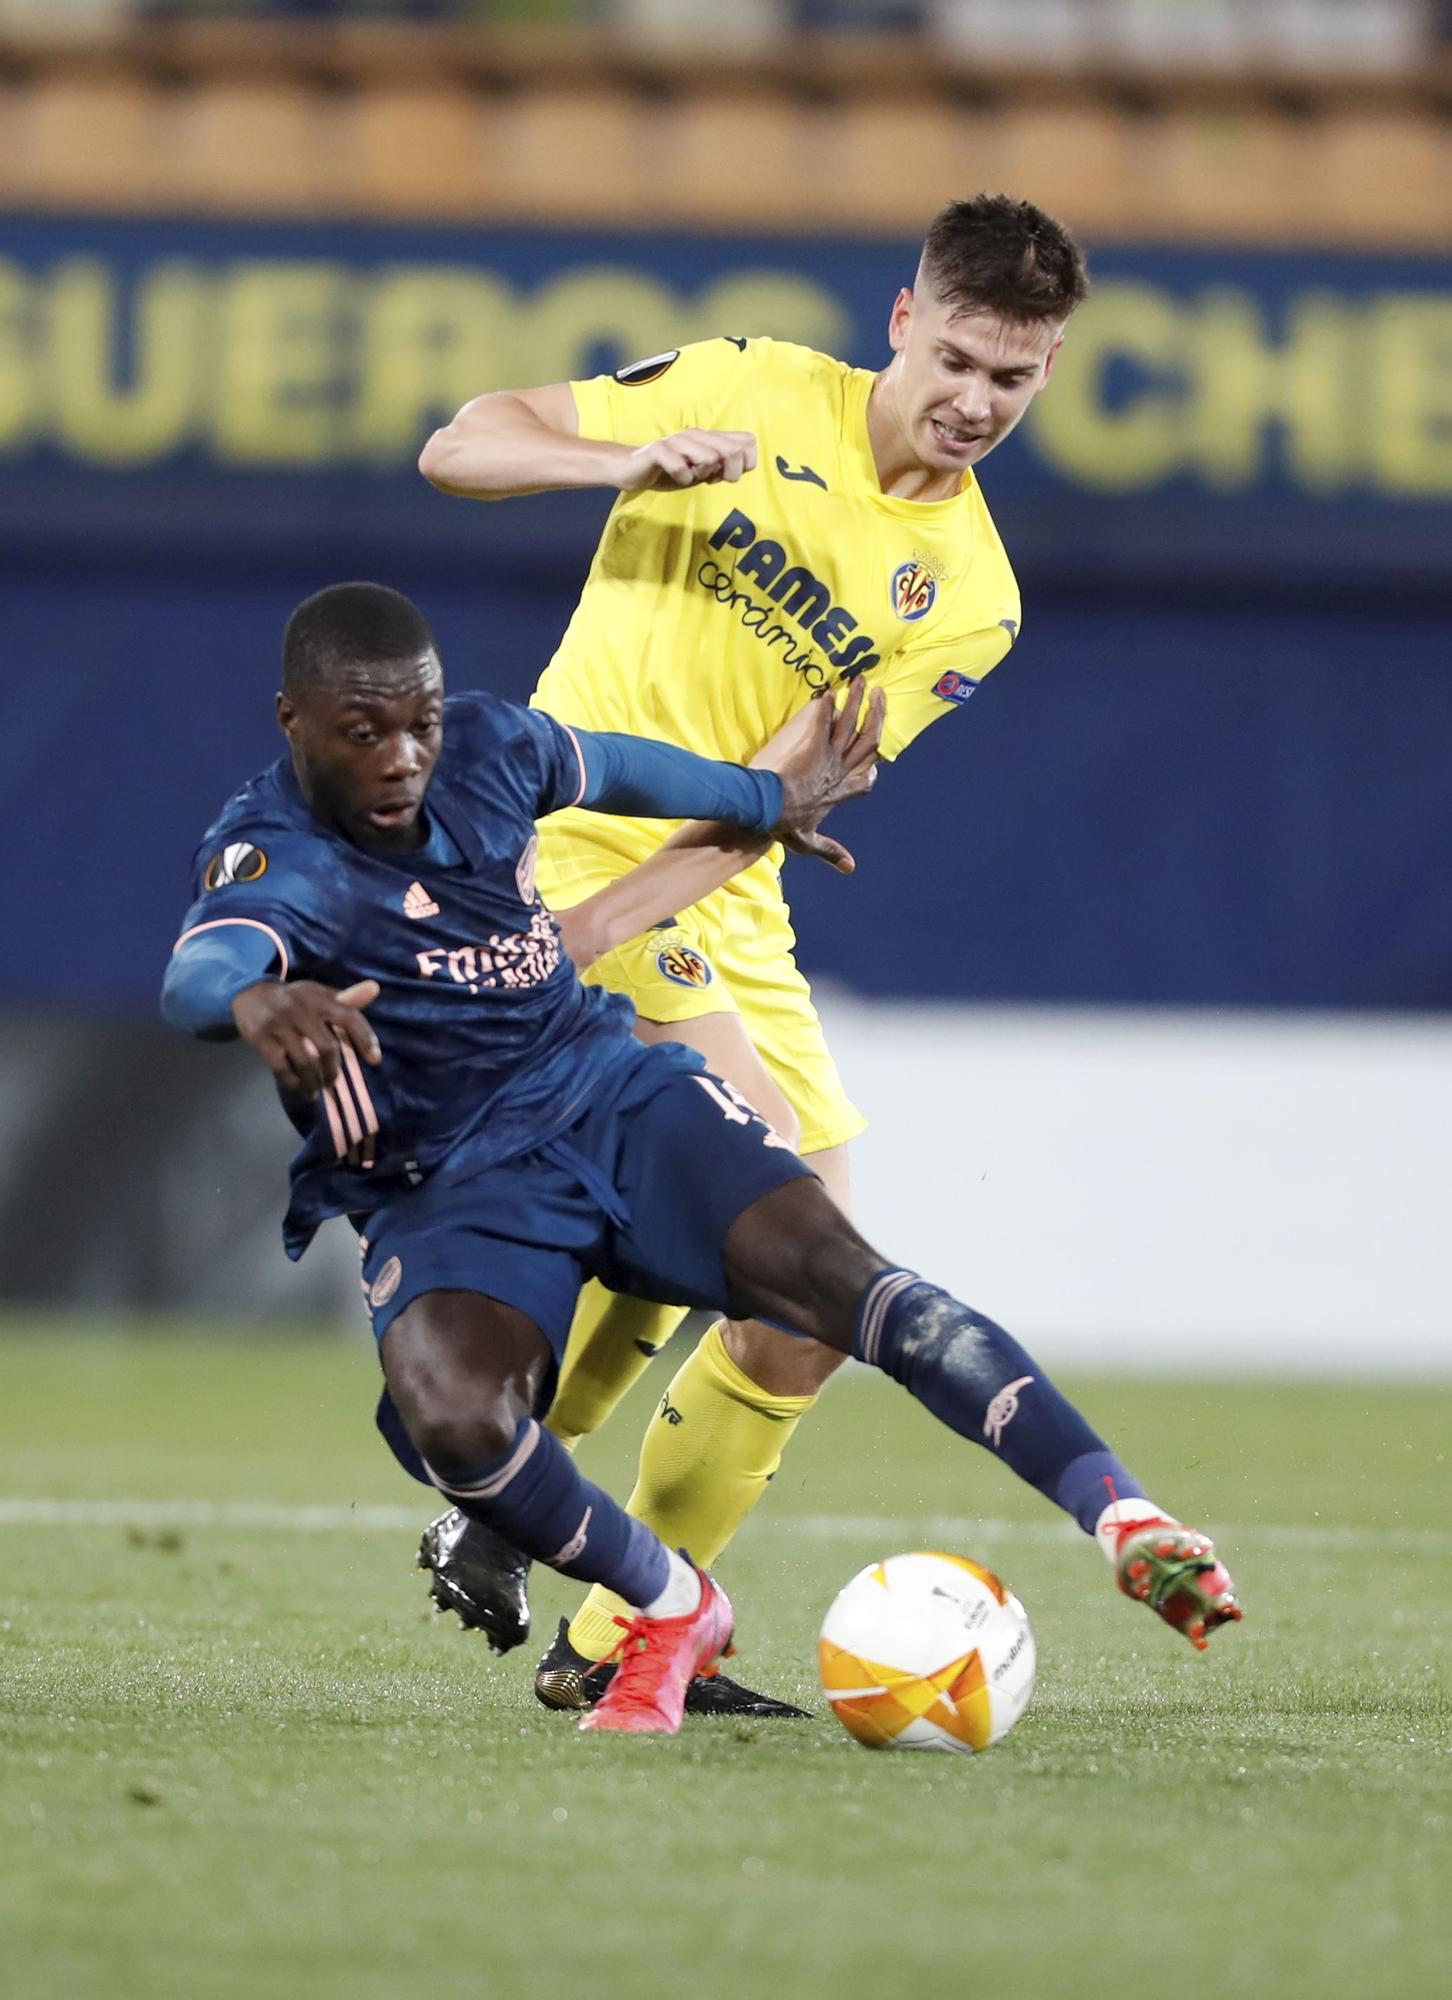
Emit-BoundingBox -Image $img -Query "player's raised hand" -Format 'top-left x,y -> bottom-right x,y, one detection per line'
231,979 -> 381,1098
617,429 -> 758,492
757,682 -> 885,875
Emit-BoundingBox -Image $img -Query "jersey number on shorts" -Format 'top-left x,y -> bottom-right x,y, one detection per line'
692,1075 -> 793,1150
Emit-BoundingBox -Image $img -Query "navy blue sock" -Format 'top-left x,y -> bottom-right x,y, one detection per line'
853,1271 -> 1146,1535
425,1418 -> 671,1607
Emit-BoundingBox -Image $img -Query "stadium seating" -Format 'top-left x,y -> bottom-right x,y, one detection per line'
0,20 -> 1447,243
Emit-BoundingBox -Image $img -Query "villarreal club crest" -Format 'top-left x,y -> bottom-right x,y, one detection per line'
656,942 -> 713,989
890,561 -> 937,622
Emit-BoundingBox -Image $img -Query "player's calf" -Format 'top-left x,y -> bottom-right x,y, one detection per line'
842,1269 -> 1244,1644
383,1292 -> 694,1623
724,1187 -> 1242,1646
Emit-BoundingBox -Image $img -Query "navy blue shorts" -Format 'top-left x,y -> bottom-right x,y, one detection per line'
357,1038 -> 813,1360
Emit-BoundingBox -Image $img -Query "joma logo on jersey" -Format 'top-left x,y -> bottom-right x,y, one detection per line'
704,508 -> 881,681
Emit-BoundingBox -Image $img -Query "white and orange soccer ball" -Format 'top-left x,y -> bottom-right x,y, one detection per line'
817,1551 -> 1036,1754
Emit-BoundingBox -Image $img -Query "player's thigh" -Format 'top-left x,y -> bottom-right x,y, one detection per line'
721,893 -> 865,1157
575,898 -> 802,1146
719,1137 -> 854,1395
634,1008 -> 800,1150
719,1177 -> 884,1354
600,1052 -> 815,1320
643,911 -> 857,1391
805,1138 -> 851,1213
714,898 -> 859,1389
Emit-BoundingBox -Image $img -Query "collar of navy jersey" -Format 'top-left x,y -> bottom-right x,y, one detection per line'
414,779 -> 483,869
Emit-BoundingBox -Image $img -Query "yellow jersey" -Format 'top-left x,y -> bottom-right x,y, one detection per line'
531,335 -> 1021,879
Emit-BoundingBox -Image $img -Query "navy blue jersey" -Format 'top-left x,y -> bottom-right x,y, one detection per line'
174,692 -> 639,1255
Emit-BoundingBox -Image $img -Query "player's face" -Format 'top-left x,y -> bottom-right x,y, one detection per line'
886,289 -> 1062,475
279,653 -> 444,853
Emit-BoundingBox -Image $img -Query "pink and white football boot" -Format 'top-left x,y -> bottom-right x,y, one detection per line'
578,1568 -> 734,1735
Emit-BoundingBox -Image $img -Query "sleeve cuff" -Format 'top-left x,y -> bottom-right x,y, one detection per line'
748,769 -> 783,832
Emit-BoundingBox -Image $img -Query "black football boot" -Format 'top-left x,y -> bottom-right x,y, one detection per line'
418,1508 -> 532,1655
533,1616 -> 812,1717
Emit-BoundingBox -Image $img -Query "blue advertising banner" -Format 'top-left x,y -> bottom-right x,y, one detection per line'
2,214 -> 1449,1015
1,213 -> 1449,589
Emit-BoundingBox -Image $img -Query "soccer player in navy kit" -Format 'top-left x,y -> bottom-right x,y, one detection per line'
164,582 -> 1238,1737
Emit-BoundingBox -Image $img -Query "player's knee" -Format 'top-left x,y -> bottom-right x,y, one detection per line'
726,1181 -> 878,1347
382,1332 -> 529,1479
407,1401 -> 522,1485
792,1213 -> 883,1338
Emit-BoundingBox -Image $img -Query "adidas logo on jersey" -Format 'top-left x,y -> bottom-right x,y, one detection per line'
403,882 -> 440,920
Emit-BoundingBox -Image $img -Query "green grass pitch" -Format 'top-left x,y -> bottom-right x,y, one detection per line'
3,1323 -> 1449,2000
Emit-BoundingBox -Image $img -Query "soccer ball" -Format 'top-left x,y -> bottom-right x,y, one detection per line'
817,1551 -> 1036,1754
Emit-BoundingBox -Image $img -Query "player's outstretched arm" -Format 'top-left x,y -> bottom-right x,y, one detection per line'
164,922 -> 383,1165
229,978 -> 382,1168
418,382 -> 757,502
555,687 -> 884,970
229,979 -> 380,1099
553,821 -> 769,972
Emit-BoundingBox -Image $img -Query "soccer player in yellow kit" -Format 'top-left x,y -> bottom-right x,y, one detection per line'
418,194 -> 1091,1709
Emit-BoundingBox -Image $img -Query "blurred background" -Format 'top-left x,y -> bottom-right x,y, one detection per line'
1,0 -> 1448,1371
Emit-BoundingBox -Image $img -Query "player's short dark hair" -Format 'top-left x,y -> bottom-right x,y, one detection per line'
918,194 -> 1089,324
282,582 -> 439,698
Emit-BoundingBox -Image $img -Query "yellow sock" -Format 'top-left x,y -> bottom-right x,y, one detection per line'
566,1320 -> 815,1662
545,1281 -> 689,1453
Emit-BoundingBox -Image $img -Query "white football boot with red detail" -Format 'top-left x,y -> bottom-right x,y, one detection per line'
578,1569 -> 734,1735
1096,1501 -> 1242,1651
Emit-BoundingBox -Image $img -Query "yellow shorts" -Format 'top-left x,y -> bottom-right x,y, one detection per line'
536,828 -> 865,1158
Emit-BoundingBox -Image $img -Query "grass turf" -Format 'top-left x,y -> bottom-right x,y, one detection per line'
3,1323 -> 1449,2000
